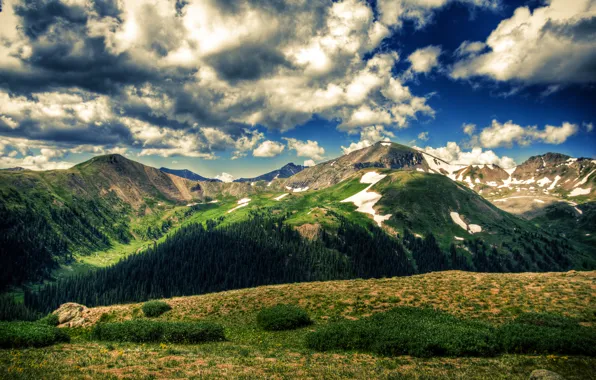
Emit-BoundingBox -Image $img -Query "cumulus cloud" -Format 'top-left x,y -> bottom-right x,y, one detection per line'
416,141 -> 516,169
1,0 -> 495,159
252,140 -> 285,158
408,46 -> 442,74
215,172 -> 235,183
417,131 -> 429,141
303,159 -> 316,167
477,120 -> 578,148
284,138 -> 325,160
341,125 -> 393,154
584,122 -> 594,132
0,136 -> 75,170
451,0 -> 596,84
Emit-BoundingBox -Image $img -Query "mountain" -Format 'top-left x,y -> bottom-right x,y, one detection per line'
159,167 -> 221,182
0,167 -> 26,171
1,147 -> 594,293
234,162 -> 305,183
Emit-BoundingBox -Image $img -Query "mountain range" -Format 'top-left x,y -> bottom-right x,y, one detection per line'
1,141 -> 594,300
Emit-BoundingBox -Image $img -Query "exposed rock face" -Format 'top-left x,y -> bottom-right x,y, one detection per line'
52,303 -> 90,328
235,163 -> 306,183
529,369 -> 565,380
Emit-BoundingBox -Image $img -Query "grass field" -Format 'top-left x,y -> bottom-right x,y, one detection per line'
1,271 -> 595,379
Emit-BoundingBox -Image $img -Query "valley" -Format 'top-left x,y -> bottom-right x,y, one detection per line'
1,141 -> 594,298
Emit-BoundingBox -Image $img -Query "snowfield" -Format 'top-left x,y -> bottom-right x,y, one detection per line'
227,198 -> 251,213
285,186 -> 309,193
450,212 -> 482,234
341,171 -> 391,227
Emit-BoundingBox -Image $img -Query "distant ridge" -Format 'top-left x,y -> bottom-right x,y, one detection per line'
160,167 -> 221,182
234,162 -> 305,183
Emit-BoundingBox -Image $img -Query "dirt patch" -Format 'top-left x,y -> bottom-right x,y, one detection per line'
295,223 -> 322,240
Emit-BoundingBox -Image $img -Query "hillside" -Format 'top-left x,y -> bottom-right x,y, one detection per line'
2,271 -> 596,379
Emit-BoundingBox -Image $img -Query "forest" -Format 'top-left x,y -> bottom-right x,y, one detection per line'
24,211 -> 574,314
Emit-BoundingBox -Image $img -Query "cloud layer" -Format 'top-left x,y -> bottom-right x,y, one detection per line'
2,0 -> 497,167
451,0 -> 596,84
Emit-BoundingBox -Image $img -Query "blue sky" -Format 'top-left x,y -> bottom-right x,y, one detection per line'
0,0 -> 594,179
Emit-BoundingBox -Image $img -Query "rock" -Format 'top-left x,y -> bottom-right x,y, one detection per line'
529,369 -> 565,380
52,302 -> 89,328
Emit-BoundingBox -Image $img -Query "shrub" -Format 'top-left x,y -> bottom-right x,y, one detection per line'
514,312 -> 578,329
305,307 -> 498,357
38,313 -> 59,326
499,323 -> 596,356
142,300 -> 172,318
257,305 -> 312,331
0,321 -> 70,348
91,320 -> 225,344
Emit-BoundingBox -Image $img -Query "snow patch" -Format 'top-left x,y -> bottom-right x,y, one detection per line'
569,187 -> 591,197
208,200 -> 219,204
533,199 -> 545,204
274,193 -> 289,201
574,207 -> 583,215
341,171 -> 391,227
416,168 -> 425,173
536,177 -> 551,187
186,202 -> 198,207
227,198 -> 251,213
450,212 -> 482,234
381,142 -> 391,146
454,236 -> 464,241
574,169 -> 596,188
548,175 -> 561,190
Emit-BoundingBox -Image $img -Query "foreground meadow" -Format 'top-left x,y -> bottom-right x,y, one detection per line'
2,270 -> 595,379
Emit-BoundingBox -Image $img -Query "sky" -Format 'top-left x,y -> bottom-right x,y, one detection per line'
0,0 -> 595,180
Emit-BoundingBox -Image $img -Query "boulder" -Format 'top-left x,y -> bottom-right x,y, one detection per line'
529,369 -> 565,380
52,302 -> 89,328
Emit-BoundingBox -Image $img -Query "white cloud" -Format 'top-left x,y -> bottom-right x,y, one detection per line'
253,140 -> 285,158
478,120 -> 578,148
454,41 -> 486,57
284,138 -> 325,160
341,125 -> 393,154
341,140 -> 373,155
0,0 -> 499,160
304,159 -> 316,167
417,131 -> 429,141
215,172 -> 235,183
408,46 -> 442,74
451,0 -> 596,84
416,141 -> 516,169
462,123 -> 476,136
584,122 -> 594,132
0,137 -> 75,170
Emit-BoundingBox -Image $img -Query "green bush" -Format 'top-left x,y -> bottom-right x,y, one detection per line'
38,313 -> 60,326
514,312 -> 578,329
91,320 -> 225,343
306,307 -> 596,358
499,323 -> 596,355
0,321 -> 70,348
257,305 -> 312,331
142,300 -> 172,317
305,307 -> 498,357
